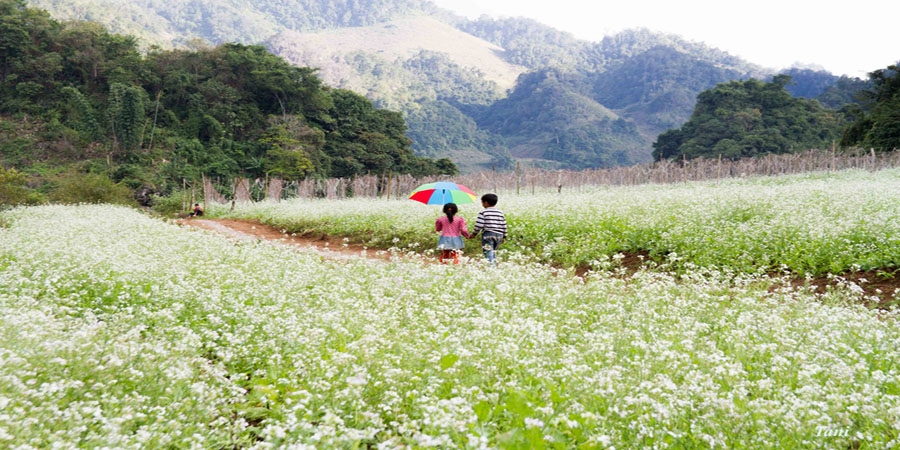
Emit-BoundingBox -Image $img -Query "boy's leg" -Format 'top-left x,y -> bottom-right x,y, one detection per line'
481,232 -> 501,262
480,236 -> 492,261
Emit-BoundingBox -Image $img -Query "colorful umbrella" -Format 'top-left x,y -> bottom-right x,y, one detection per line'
409,181 -> 477,205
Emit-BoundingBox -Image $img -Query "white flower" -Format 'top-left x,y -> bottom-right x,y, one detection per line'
346,375 -> 368,386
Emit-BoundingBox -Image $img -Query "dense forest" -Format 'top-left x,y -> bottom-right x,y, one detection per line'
652,76 -> 844,160
653,69 -> 900,161
0,0 -> 455,205
840,66 -> 900,151
5,0 -> 898,193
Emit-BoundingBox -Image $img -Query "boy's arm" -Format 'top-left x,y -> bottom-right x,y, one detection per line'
471,211 -> 484,236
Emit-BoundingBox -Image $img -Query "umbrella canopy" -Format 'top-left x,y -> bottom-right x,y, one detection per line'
409,181 -> 477,205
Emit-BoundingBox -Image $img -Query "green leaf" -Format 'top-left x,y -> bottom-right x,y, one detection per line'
474,400 -> 492,422
440,353 -> 459,370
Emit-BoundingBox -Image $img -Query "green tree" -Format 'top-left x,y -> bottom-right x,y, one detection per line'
61,86 -> 102,141
840,65 -> 900,151
0,0 -> 63,113
653,77 -> 843,161
108,82 -> 146,154
260,117 -> 319,179
434,158 -> 457,175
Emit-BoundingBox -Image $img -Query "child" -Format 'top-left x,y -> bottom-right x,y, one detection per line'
469,193 -> 507,263
435,202 -> 469,264
188,203 -> 203,217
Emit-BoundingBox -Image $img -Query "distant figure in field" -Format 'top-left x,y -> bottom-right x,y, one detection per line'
435,202 -> 469,264
469,193 -> 507,263
189,203 -> 203,217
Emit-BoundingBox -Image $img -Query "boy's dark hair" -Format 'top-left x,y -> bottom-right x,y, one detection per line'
481,193 -> 498,206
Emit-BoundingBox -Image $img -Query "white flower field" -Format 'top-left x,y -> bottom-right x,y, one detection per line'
2,169 -> 900,448
223,169 -> 900,276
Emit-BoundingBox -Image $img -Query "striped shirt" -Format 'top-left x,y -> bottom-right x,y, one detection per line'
473,207 -> 507,238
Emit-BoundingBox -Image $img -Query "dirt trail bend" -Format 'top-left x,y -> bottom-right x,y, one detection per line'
179,218 -> 391,261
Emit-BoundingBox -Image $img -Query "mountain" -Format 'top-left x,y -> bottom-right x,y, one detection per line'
22,0 -> 857,172
21,0 -> 441,48
777,68 -> 872,110
267,15 -> 525,92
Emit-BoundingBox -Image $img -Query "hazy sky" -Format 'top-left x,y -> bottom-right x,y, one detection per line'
430,0 -> 897,78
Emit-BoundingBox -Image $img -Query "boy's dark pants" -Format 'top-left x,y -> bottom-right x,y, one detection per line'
481,231 -> 503,262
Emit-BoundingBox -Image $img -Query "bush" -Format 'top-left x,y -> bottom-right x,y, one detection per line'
0,166 -> 44,207
150,190 -> 201,217
47,170 -> 137,206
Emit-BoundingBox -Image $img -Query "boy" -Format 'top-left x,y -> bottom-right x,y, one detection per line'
470,193 -> 507,263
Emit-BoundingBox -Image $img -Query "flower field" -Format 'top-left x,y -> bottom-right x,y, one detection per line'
1,169 -> 900,448
223,168 -> 900,276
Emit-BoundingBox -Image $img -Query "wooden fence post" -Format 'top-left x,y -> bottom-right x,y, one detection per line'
386,171 -> 392,200
717,154 -> 722,183
515,161 -> 520,195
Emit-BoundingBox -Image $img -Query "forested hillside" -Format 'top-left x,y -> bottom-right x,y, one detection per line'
652,76 -> 845,160
0,0 -> 454,205
652,67 -> 900,162
841,66 -> 900,151
23,0 -> 441,48
265,13 -> 782,170
17,0 -> 883,172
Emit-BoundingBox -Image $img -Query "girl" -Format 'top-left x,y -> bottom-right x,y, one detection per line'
435,202 -> 469,264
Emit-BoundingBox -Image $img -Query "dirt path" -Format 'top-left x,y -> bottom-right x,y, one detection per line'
179,218 -> 392,261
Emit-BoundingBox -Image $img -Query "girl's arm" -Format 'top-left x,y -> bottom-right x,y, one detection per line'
461,217 -> 470,238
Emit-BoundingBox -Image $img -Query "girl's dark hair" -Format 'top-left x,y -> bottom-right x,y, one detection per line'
443,202 -> 458,223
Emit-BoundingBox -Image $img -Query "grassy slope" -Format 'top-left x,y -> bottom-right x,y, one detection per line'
267,14 -> 526,91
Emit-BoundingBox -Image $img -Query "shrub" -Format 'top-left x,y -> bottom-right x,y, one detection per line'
47,170 -> 137,206
0,166 -> 44,207
150,190 -> 197,217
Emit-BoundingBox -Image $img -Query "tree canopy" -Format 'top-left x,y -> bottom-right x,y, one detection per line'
652,76 -> 844,161
840,65 -> 900,151
0,0 -> 454,200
